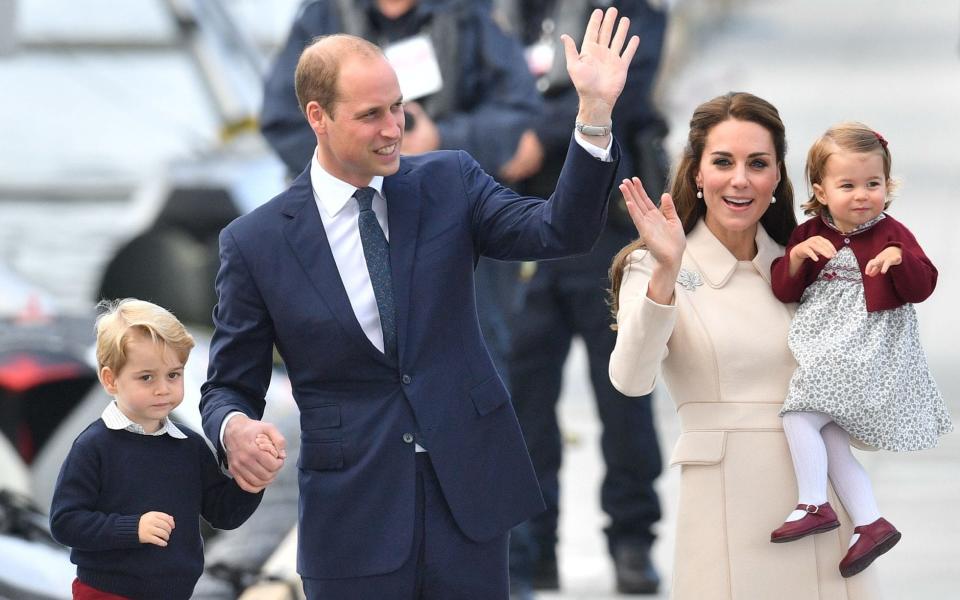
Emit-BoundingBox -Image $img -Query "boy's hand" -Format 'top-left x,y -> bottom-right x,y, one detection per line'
255,433 -> 280,459
139,511 -> 175,547
788,235 -> 836,277
224,414 -> 286,493
865,246 -> 902,277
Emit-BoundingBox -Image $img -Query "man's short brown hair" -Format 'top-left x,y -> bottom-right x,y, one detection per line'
294,34 -> 384,119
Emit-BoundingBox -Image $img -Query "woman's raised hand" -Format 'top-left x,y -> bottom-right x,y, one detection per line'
620,177 -> 685,271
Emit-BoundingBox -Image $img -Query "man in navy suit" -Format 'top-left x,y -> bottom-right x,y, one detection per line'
200,8 -> 638,598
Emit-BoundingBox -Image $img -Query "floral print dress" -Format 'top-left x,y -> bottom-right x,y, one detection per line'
780,215 -> 953,451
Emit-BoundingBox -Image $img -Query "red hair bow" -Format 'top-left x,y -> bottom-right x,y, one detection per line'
874,131 -> 888,149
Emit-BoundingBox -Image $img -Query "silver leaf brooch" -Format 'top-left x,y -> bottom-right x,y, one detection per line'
677,268 -> 703,292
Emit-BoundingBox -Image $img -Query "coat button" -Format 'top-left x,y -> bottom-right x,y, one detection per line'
844,237 -> 850,244
401,374 -> 412,384
402,433 -> 414,444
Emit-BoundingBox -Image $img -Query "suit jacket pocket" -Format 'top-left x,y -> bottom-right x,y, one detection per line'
469,376 -> 509,416
301,404 -> 341,431
669,431 -> 726,466
299,439 -> 344,471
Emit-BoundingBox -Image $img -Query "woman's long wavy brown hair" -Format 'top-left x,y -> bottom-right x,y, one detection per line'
608,92 -> 798,325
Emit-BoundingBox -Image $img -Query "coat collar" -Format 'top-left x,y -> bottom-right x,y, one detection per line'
685,220 -> 783,288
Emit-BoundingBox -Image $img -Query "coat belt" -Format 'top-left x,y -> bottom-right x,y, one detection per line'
677,402 -> 784,432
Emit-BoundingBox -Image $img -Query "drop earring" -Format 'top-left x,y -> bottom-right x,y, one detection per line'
696,188 -> 703,199
771,195 -> 777,204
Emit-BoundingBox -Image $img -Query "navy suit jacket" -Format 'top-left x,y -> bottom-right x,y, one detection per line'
200,137 -> 619,579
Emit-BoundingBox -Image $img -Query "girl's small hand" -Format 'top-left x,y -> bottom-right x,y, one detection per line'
255,433 -> 280,459
138,511 -> 175,547
790,235 -> 836,263
620,177 -> 685,269
865,246 -> 902,276
787,235 -> 836,277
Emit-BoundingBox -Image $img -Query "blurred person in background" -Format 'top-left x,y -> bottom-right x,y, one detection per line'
260,0 -> 544,382
490,0 -> 669,595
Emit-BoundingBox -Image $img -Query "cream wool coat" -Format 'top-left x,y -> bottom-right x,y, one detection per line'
610,221 -> 881,599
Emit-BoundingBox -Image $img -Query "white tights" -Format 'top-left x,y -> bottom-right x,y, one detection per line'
781,411 -> 881,545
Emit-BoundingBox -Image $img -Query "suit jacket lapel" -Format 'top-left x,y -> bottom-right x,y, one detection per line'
383,163 -> 420,363
281,172 -> 392,366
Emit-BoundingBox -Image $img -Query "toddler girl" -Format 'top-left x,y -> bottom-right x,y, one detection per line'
768,122 -> 952,577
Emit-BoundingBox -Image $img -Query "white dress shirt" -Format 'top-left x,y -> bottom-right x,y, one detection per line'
309,156 -> 390,352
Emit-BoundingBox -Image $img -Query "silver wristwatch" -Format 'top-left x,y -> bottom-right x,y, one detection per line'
575,121 -> 612,137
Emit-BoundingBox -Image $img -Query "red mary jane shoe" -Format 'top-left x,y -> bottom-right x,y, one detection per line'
839,517 -> 901,578
770,502 -> 840,543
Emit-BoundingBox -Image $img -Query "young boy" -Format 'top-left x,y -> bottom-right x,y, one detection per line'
49,299 -> 264,600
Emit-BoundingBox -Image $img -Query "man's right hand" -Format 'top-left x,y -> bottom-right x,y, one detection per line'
224,414 -> 286,493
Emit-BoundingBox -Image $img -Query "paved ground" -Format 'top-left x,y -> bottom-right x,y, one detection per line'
542,2 -> 960,598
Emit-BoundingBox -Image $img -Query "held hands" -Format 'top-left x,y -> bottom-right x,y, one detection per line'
224,414 -> 287,493
562,8 -> 639,123
865,246 -> 902,276
255,433 -> 281,458
139,511 -> 174,547
620,177 -> 685,304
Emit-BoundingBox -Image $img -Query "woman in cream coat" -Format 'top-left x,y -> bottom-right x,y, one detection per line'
609,93 -> 881,599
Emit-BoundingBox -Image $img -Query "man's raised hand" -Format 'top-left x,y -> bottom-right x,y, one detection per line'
561,8 -> 640,118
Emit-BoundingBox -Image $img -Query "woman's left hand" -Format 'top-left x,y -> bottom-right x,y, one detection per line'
620,177 -> 685,270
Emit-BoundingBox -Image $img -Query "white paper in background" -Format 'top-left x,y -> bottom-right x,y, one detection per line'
383,34 -> 443,102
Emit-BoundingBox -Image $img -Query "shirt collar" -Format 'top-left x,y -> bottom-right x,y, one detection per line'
309,149 -> 385,218
685,220 -> 783,288
101,401 -> 187,439
821,212 -> 885,236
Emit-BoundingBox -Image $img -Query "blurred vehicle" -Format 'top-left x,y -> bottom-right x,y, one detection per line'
1,2 -> 302,594
0,265 -> 95,600
0,265 -> 98,467
87,0 -> 287,328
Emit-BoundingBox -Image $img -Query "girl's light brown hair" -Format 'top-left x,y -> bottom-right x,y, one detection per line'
95,298 -> 195,380
802,121 -> 894,217
608,92 -> 797,323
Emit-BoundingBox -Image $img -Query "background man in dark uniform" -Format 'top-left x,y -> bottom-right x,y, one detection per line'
492,0 -> 669,595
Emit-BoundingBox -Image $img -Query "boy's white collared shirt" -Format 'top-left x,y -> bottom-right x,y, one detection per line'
101,401 -> 187,439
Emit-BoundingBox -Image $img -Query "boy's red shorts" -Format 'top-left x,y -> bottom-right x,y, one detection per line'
72,578 -> 129,600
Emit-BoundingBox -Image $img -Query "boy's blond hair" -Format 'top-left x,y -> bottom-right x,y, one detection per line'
95,298 -> 195,380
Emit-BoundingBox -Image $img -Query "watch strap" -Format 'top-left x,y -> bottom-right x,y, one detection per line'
575,121 -> 612,137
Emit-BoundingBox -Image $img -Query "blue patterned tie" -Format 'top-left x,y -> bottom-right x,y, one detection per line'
354,187 -> 397,358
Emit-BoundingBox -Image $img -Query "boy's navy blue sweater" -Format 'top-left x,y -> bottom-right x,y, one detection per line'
49,419 -> 263,600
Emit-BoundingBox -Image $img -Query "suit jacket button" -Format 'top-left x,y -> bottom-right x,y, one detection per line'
401,374 -> 412,384
402,433 -> 414,443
